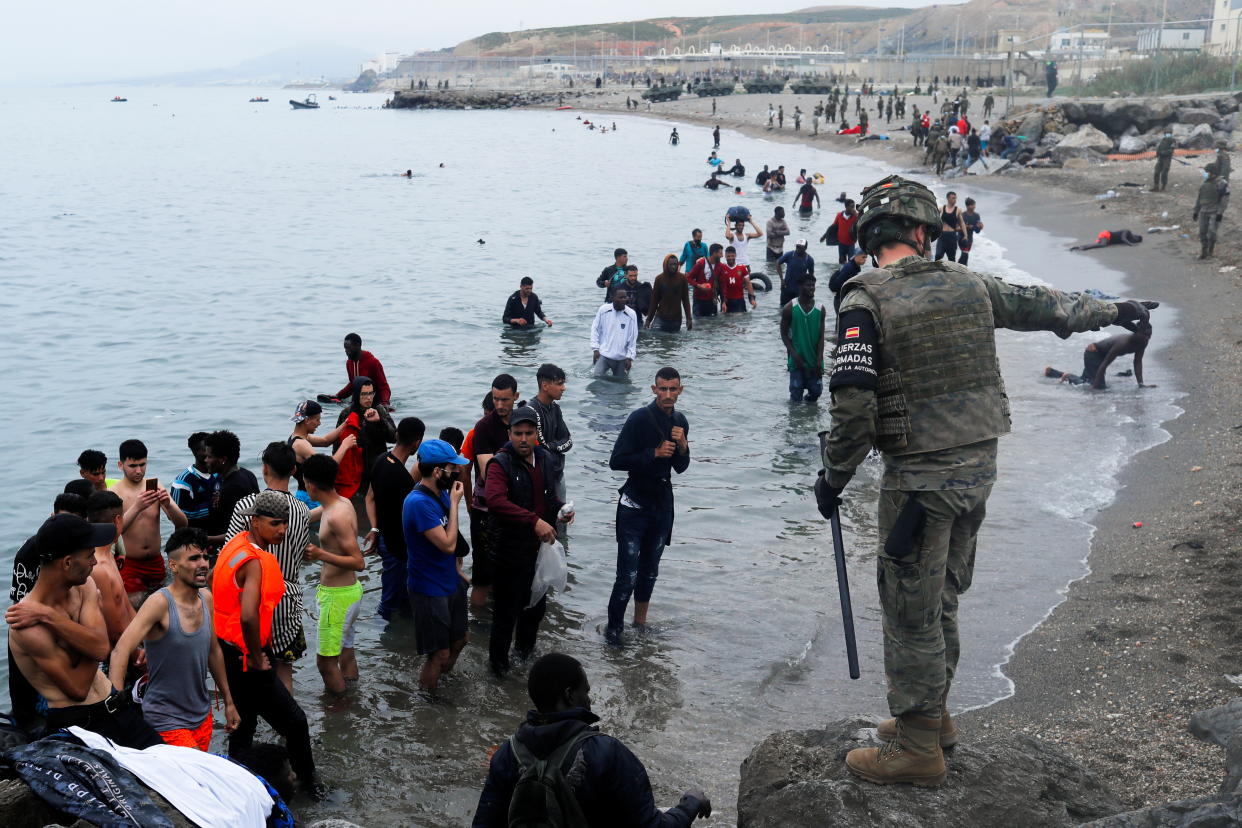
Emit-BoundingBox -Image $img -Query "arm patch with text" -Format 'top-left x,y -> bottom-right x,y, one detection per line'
830,309 -> 879,391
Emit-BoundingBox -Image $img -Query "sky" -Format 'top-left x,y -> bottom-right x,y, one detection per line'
2,0 -> 956,84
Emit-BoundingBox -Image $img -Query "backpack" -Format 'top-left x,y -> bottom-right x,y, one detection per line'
507,729 -> 596,828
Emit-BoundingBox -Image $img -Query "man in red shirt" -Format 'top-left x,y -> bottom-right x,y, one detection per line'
686,243 -> 724,318
330,333 -> 392,408
830,199 -> 859,263
717,246 -> 756,314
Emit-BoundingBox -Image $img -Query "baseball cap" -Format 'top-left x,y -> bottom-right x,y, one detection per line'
418,439 -> 469,466
291,399 -> 323,423
509,406 -> 539,428
237,490 -> 290,520
36,514 -> 117,560
796,238 -> 808,248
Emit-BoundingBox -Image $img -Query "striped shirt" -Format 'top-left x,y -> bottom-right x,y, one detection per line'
170,465 -> 219,527
227,489 -> 310,655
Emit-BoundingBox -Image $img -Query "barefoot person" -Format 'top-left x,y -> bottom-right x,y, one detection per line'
1044,319 -> 1155,390
403,439 -> 471,691
605,368 -> 690,646
301,455 -> 365,695
109,527 -> 240,750
110,439 -> 188,608
7,514 -> 161,748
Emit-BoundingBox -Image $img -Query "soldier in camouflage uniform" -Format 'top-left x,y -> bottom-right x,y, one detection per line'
1193,162 -> 1230,259
1215,141 -> 1232,182
1152,131 -> 1174,192
815,175 -> 1157,786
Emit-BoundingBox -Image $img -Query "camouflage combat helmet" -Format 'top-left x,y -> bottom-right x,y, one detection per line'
855,174 -> 942,255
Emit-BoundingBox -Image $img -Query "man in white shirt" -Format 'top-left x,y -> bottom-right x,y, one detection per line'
591,288 -> 639,378
724,217 -> 763,269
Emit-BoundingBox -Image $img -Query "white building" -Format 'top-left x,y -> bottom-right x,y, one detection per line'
1137,27 -> 1206,51
994,29 -> 1024,54
1207,0 -> 1242,54
361,52 -> 404,75
1047,30 -> 1110,55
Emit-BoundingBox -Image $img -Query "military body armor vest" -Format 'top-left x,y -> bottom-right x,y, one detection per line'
844,257 -> 1011,455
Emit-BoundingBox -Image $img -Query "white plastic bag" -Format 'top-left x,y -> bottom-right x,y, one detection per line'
528,540 -> 568,608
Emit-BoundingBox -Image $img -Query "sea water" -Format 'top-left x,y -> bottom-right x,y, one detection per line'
0,86 -> 1181,825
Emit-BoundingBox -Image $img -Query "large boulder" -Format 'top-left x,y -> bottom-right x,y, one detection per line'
1215,113 -> 1237,133
1185,123 -> 1216,150
1050,124 -> 1114,161
1117,135 -> 1148,154
1178,107 -> 1220,126
1016,109 -> 1045,144
736,718 -> 1124,827
1081,794 -> 1242,826
1218,96 -> 1240,115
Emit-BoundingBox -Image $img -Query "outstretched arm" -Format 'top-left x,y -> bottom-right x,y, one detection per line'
983,277 -> 1118,338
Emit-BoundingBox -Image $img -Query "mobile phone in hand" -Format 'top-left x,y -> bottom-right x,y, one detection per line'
145,478 -> 159,492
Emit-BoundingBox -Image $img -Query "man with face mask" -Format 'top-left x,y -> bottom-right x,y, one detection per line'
404,439 -> 471,692
1193,162 -> 1230,259
819,175 -> 1158,786
1153,131 -> 1174,192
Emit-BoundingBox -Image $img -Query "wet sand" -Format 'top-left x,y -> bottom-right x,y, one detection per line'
572,88 -> 1242,809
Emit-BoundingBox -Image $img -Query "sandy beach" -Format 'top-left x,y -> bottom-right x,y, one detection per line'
572,87 -> 1242,810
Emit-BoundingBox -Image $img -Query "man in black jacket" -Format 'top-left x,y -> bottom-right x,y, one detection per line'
502,277 -> 552,328
596,248 -> 629,297
605,367 -> 690,646
483,407 -> 572,676
472,653 -> 711,827
526,364 -> 572,502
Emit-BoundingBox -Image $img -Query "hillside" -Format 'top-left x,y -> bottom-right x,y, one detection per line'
453,0 -> 1211,58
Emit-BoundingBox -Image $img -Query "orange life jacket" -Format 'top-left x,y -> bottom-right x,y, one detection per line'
212,532 -> 285,655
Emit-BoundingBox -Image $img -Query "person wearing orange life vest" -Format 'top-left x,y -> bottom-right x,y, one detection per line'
213,490 -> 325,801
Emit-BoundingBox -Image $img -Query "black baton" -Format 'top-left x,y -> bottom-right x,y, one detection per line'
831,504 -> 861,680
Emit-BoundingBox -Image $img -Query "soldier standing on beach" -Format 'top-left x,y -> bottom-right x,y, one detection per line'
816,174 -> 1157,787
1193,162 -> 1230,259
1152,131 -> 1174,192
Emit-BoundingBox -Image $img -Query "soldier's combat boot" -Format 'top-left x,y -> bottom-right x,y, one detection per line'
876,702 -> 958,748
1199,241 -> 1210,259
846,714 -> 947,786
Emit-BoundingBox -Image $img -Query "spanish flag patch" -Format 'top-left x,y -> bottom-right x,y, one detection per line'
844,326 -> 860,339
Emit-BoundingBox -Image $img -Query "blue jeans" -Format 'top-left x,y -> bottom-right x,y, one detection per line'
607,499 -> 674,630
789,368 -> 823,401
377,537 -> 411,620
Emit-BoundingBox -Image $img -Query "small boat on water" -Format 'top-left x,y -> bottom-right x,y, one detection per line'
111,96 -> 127,102
328,95 -> 337,101
249,96 -> 269,103
289,94 -> 319,110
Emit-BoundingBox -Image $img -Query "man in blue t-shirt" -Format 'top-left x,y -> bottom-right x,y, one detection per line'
777,240 -> 815,307
402,439 -> 470,692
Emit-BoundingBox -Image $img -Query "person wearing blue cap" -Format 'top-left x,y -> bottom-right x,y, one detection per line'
402,439 -> 471,692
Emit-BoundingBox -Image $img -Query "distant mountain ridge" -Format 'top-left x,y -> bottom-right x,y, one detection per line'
108,44 -> 371,86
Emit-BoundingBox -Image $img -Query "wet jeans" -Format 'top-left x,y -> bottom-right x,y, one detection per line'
376,536 -> 411,620
489,540 -> 546,673
607,498 -> 674,631
789,368 -> 823,402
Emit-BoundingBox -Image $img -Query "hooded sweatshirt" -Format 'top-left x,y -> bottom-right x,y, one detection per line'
333,376 -> 396,498
472,708 -> 702,828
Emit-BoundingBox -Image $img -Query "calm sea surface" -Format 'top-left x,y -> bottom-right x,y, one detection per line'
0,86 -> 1181,825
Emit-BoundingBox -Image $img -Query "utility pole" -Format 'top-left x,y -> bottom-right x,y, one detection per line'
1154,0 -> 1169,93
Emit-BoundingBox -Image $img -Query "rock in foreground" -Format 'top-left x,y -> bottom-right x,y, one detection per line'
737,717 -> 1123,827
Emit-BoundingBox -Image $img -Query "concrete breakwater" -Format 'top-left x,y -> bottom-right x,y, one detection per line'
386,89 -> 596,110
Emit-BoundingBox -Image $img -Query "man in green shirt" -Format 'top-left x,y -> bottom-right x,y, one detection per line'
780,275 -> 826,403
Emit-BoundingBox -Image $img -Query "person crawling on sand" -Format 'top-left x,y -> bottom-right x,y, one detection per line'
1044,318 -> 1156,390
1070,229 -> 1142,251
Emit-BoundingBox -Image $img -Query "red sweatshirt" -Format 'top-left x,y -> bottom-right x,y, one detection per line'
834,212 -> 858,246
335,350 -> 392,406
686,256 -> 719,300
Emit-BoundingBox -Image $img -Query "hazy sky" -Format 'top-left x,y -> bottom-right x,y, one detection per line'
3,0 -> 956,83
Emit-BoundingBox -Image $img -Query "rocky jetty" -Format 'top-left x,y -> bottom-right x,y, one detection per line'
386,90 -> 564,110
736,717 -> 1123,827
997,93 -> 1242,163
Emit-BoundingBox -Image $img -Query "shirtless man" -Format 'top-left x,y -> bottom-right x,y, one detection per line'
6,514 -> 161,748
109,439 -> 187,608
1044,319 -> 1156,390
287,399 -> 355,502
301,455 -> 365,694
85,491 -> 135,647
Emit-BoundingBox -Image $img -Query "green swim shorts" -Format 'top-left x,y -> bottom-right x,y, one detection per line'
316,581 -> 364,658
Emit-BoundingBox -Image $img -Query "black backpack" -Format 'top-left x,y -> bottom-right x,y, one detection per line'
507,730 -> 596,828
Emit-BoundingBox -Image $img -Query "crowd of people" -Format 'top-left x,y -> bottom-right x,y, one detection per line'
5,111 -> 1165,825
